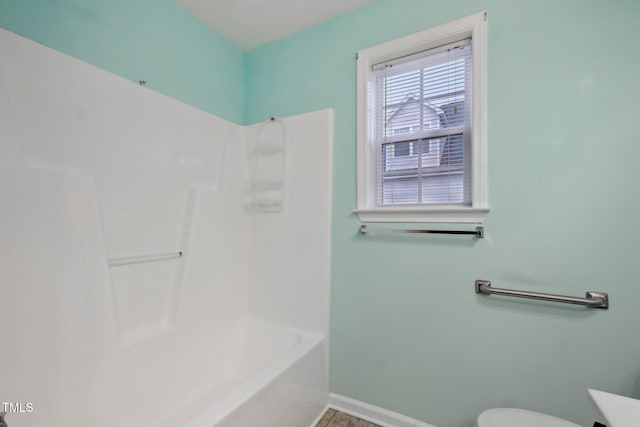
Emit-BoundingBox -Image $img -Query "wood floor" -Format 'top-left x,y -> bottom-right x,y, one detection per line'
314,409 -> 382,427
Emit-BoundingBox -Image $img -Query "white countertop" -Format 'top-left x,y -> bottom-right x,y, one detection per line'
588,389 -> 640,427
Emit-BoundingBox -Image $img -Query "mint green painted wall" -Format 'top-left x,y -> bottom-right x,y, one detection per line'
3,0 -> 640,425
0,0 -> 244,124
246,1 -> 640,426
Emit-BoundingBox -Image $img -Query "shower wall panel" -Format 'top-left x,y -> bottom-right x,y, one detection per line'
0,27 -> 250,426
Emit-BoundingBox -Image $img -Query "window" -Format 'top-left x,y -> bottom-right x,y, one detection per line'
356,12 -> 489,223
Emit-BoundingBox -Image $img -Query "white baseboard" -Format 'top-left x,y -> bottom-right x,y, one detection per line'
327,393 -> 436,427
308,405 -> 331,427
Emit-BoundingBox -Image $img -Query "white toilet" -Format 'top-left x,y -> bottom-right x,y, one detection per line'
477,408 -> 582,427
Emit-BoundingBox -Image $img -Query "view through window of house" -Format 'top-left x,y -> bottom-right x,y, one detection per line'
374,39 -> 471,206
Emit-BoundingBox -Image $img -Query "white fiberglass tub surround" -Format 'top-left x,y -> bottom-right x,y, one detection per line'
0,28 -> 332,427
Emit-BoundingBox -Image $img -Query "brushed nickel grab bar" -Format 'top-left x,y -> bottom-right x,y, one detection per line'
359,225 -> 484,238
108,251 -> 183,267
475,280 -> 609,309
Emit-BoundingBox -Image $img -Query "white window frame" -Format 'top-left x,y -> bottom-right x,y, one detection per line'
355,11 -> 489,223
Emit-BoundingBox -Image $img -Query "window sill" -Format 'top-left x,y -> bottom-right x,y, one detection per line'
354,207 -> 489,223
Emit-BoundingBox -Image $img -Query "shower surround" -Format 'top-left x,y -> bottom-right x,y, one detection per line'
0,27 -> 332,427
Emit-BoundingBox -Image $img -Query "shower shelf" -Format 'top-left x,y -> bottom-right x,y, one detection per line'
253,143 -> 285,155
249,116 -> 287,213
250,180 -> 284,191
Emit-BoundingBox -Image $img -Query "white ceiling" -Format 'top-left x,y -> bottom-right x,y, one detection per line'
176,0 -> 376,51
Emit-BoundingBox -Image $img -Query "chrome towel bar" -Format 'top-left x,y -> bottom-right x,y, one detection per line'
360,225 -> 484,238
475,280 -> 609,309
108,251 -> 183,267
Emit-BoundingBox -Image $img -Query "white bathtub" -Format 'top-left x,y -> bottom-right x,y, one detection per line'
148,319 -> 328,427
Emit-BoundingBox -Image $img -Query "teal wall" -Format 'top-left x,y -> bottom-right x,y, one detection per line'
3,0 -> 640,426
246,1 -> 640,426
0,0 -> 244,124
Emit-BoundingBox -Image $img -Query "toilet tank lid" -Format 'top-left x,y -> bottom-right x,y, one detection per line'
477,408 -> 581,427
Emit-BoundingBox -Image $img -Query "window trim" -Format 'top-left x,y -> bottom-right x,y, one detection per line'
355,11 -> 489,223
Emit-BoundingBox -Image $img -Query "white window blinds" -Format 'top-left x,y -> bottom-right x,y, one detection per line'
372,39 -> 472,206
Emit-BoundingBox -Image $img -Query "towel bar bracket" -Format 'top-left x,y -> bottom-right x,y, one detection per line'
585,291 -> 609,309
